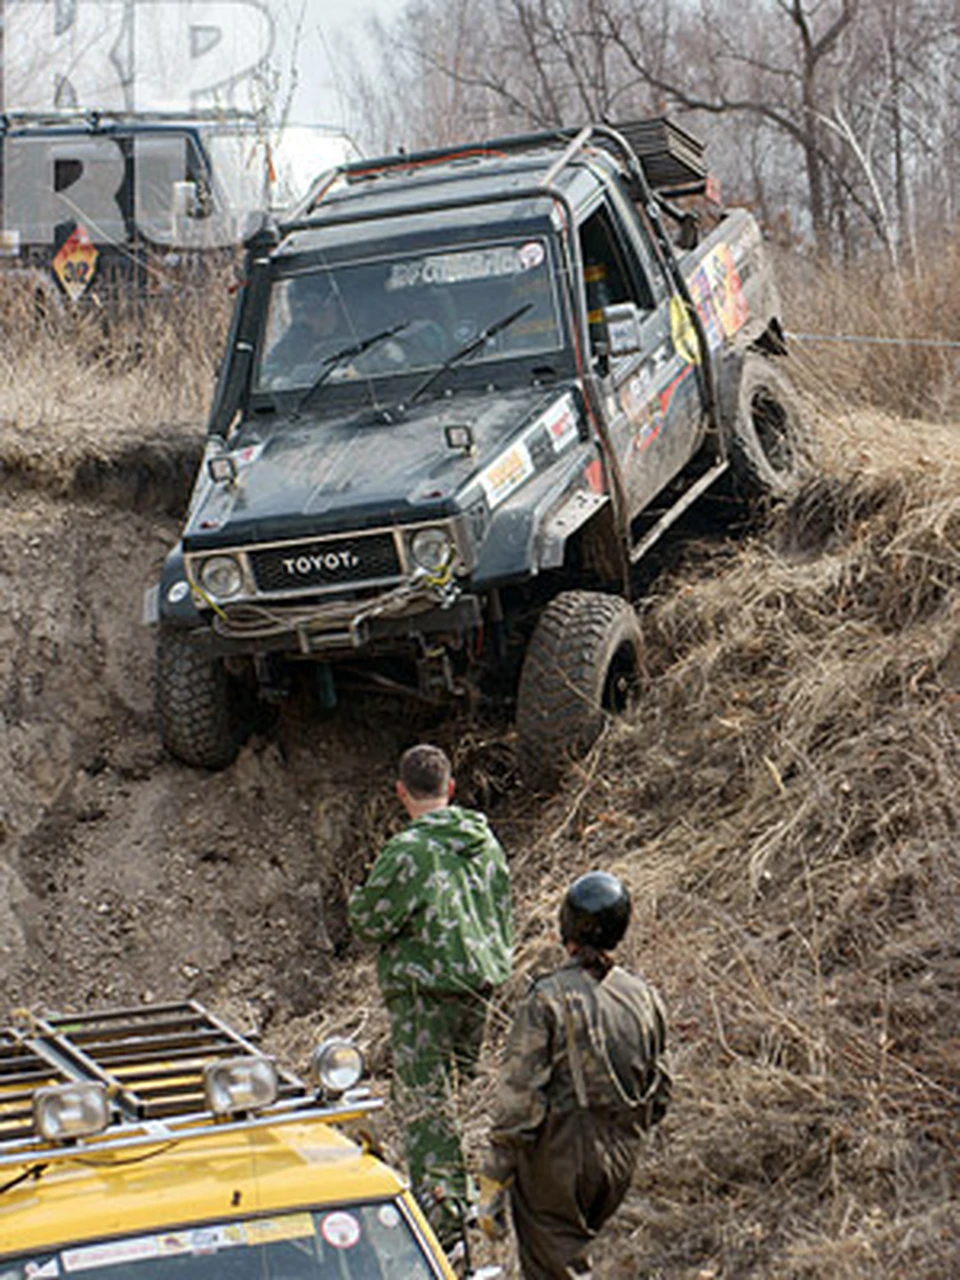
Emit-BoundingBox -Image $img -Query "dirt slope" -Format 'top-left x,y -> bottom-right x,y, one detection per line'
0,405 -> 957,1277
0,422 -> 396,1013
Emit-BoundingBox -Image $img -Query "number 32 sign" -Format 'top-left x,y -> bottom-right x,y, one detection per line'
52,226 -> 100,301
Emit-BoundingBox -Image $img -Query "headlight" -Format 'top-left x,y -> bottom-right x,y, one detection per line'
409,527 -> 453,573
34,1083 -> 110,1141
203,1056 -> 278,1116
199,555 -> 243,599
311,1038 -> 364,1097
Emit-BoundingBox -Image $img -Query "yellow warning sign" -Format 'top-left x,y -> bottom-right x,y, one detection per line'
52,225 -> 99,301
669,294 -> 700,365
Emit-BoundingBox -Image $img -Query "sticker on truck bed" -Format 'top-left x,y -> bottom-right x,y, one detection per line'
669,296 -> 700,365
679,242 -> 748,359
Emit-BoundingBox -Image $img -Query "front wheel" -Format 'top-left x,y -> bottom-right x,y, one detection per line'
154,630 -> 248,769
730,354 -> 815,500
516,591 -> 643,789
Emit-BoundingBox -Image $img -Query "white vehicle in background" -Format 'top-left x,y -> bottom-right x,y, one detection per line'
269,123 -> 361,211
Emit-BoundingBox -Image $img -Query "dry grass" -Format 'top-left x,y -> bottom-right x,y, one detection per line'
5,249 -> 958,1276
280,404 -> 959,1276
453,406 -> 959,1277
0,268 -> 234,458
777,238 -> 960,423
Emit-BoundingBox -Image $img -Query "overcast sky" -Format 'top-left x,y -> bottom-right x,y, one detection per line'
276,0 -> 410,127
1,0 -> 409,129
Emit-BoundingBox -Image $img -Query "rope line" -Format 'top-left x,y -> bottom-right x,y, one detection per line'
787,331 -> 960,351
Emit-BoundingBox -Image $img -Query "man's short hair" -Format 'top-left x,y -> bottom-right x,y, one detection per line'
399,744 -> 452,799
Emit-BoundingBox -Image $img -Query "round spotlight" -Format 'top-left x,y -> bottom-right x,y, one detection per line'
311,1038 -> 364,1097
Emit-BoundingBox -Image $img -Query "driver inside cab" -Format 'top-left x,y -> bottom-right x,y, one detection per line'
261,277 -> 350,386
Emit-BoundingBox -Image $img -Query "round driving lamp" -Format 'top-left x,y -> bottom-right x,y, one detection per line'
311,1037 -> 365,1097
199,555 -> 243,599
409,527 -> 453,573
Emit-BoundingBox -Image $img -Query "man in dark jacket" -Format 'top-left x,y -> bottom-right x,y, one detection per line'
477,871 -> 670,1278
348,743 -> 513,1249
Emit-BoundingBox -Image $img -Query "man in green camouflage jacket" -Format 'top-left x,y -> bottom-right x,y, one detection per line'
477,872 -> 670,1278
348,743 -> 513,1249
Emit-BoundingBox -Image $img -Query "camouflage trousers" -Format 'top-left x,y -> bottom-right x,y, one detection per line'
385,986 -> 490,1248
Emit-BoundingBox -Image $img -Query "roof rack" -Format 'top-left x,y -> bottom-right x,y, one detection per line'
0,1027 -> 73,1146
289,117 -> 706,232
342,116 -> 704,191
0,1001 -> 379,1169
0,108 -> 265,134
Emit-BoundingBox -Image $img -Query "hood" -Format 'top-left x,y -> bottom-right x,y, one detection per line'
182,384 -> 571,547
411,805 -> 493,857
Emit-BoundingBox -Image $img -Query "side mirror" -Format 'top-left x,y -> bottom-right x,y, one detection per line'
601,303 -> 643,357
172,180 -> 199,218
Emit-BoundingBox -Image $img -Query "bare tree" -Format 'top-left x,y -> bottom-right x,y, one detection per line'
347,0 -> 959,260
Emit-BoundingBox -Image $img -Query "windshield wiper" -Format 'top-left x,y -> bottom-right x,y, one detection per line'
294,321 -> 410,415
405,303 -> 533,406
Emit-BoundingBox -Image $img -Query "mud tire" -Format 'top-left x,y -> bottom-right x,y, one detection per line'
731,354 -> 814,500
516,591 -> 643,789
154,630 -> 246,770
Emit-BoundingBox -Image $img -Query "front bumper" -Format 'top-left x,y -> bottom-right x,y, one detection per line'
160,579 -> 483,660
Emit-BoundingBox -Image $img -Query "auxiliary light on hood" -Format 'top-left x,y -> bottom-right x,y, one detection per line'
311,1038 -> 365,1098
34,1082 -> 111,1142
203,1056 -> 279,1116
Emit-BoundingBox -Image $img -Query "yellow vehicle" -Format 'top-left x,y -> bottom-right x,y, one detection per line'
0,1002 -> 483,1278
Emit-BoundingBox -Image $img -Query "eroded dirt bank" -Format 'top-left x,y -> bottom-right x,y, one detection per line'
1,411 -> 957,1277
0,426 -> 417,1017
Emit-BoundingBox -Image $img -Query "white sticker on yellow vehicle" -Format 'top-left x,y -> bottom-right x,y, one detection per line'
163,1225 -> 244,1253
62,1237 -> 162,1271
480,440 -> 534,509
62,1225 -> 247,1269
320,1210 -> 362,1249
378,1204 -> 402,1228
245,1213 -> 314,1243
539,393 -> 579,454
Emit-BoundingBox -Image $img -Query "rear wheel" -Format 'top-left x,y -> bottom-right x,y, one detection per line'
731,354 -> 814,500
154,630 -> 248,769
516,591 -> 643,788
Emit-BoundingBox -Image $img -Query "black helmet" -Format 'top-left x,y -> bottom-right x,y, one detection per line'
559,871 -> 631,950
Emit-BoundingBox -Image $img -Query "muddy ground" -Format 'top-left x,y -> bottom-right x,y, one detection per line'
1,405 -> 957,1278
0,432 -> 431,1019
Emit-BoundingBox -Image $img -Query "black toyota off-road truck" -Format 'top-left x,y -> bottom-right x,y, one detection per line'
145,119 -> 810,782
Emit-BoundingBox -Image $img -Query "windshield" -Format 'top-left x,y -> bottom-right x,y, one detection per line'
2,1203 -> 440,1279
255,238 -> 563,394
